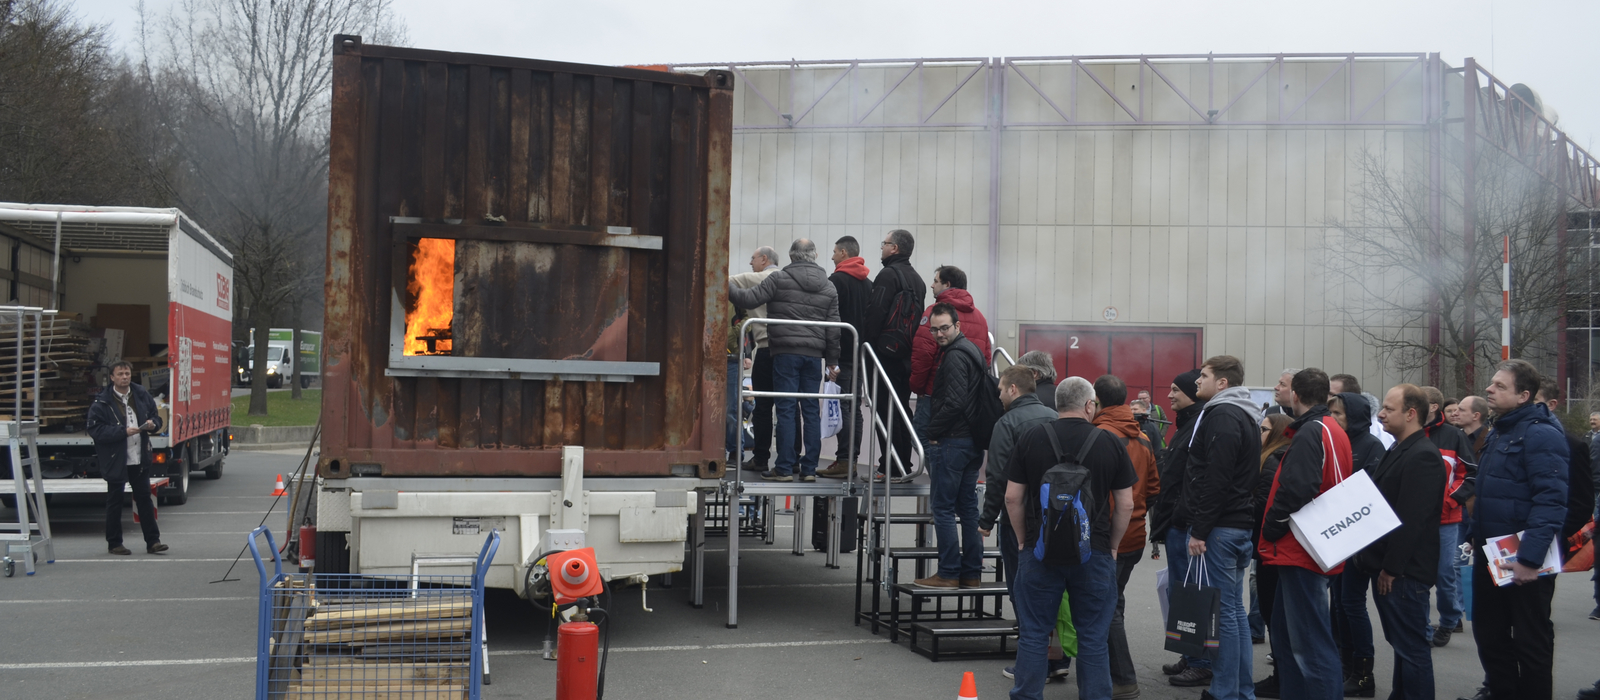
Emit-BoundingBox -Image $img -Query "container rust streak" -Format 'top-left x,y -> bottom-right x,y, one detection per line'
320,36 -> 734,478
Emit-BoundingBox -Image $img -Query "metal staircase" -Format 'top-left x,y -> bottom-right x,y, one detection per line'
2,306 -> 57,577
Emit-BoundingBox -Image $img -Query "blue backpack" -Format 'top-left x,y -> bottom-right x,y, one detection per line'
1034,426 -> 1103,566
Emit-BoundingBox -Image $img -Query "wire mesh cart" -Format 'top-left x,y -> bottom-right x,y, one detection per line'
249,526 -> 500,700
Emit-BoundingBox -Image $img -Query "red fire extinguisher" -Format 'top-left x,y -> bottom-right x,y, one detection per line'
545,548 -> 609,700
298,525 -> 317,572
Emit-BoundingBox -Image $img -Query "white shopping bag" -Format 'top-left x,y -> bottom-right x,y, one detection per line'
820,381 -> 844,439
1155,567 -> 1170,628
1288,467 -> 1401,572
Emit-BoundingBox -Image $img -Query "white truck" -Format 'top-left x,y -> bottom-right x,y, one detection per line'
0,204 -> 233,506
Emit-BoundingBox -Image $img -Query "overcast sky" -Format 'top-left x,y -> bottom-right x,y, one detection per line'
75,0 -> 1600,151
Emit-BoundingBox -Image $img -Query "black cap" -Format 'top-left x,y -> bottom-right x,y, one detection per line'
1175,369 -> 1203,402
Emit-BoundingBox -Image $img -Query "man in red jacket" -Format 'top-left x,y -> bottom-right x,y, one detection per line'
1259,368 -> 1353,700
909,265 -> 989,450
1419,385 -> 1476,648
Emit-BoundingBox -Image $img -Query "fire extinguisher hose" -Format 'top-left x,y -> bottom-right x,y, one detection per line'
588,606 -> 611,699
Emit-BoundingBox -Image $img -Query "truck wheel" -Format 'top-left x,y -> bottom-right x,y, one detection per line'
269,375 -> 283,389
203,458 -> 224,480
300,375 -> 310,389
160,468 -> 190,506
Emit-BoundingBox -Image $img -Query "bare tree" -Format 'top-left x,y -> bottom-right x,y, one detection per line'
0,0 -> 174,205
1328,141 -> 1567,397
146,0 -> 403,415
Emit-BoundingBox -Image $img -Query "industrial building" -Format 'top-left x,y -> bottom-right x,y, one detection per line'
675,53 -> 1599,409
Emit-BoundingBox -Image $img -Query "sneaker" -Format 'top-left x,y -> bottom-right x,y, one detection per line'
1252,635 -> 1266,645
760,470 -> 793,482
1200,691 -> 1221,700
799,474 -> 816,482
108,545 -> 132,555
1589,606 -> 1599,620
1453,620 -> 1464,632
1161,657 -> 1189,676
1577,681 -> 1600,700
1168,666 -> 1212,687
1112,683 -> 1141,699
1457,684 -> 1491,700
1432,625 -> 1453,647
146,542 -> 168,554
1254,672 -> 1281,698
740,458 -> 768,472
1002,665 -> 1015,679
1047,657 -> 1071,680
912,575 -> 958,588
958,578 -> 984,589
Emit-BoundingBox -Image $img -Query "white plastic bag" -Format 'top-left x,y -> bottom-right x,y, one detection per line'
820,381 -> 843,439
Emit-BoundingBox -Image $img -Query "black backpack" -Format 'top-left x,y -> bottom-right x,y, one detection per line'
957,344 -> 1004,450
1033,425 -> 1103,567
873,265 -> 921,360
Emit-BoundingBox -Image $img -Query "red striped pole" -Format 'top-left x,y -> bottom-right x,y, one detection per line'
1501,235 -> 1511,360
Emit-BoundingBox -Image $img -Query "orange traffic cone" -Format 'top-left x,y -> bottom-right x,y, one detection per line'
271,474 -> 287,496
958,671 -> 978,700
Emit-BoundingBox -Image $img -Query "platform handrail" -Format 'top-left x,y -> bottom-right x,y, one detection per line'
991,345 -> 1016,378
727,315 -> 860,629
857,340 -> 929,600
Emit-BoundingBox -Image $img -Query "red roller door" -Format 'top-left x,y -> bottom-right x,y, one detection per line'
1019,325 -> 1203,439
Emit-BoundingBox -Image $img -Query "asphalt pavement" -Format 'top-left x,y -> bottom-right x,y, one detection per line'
2,448 -> 1597,699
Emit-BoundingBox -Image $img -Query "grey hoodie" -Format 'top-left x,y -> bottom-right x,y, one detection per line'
728,260 -> 841,363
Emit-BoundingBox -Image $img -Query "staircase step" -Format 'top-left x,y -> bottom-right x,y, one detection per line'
891,582 -> 1008,596
873,547 -> 1002,560
910,618 -> 1019,636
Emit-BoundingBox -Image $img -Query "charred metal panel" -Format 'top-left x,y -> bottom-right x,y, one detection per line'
321,35 -> 732,478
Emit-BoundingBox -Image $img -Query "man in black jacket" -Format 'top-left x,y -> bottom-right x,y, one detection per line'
1155,369 -> 1211,682
820,236 -> 873,478
1182,356 -> 1266,700
863,229 -> 925,477
915,303 -> 988,588
86,361 -> 168,555
1536,380 -> 1596,563
1358,384 -> 1446,700
1419,385 -> 1476,647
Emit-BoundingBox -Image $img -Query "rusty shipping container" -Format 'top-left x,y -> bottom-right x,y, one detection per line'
321,36 -> 733,480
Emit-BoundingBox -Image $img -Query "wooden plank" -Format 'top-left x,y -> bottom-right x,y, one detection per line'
284,683 -> 466,700
302,659 -> 468,684
305,601 -> 472,630
300,618 -> 471,646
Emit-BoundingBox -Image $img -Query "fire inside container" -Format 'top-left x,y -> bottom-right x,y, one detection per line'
406,237 -> 454,355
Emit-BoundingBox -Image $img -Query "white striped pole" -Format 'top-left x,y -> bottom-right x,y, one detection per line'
1501,235 -> 1511,360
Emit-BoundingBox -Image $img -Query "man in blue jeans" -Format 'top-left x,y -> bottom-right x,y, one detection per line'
1004,376 -> 1137,700
915,303 -> 988,588
1182,356 -> 1265,700
727,238 -> 842,483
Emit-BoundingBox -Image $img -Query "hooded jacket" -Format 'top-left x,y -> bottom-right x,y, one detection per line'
863,253 -> 925,359
910,288 -> 990,396
1355,429 -> 1445,583
728,260 -> 841,364
1094,403 -> 1161,555
1338,391 -> 1386,475
1423,409 -> 1477,526
926,335 -> 986,441
1180,386 -> 1265,541
1253,443 -> 1290,554
1473,402 -> 1569,568
829,257 -> 872,369
1150,400 -> 1204,541
86,382 -> 164,482
1259,404 -> 1354,573
978,391 -> 1057,532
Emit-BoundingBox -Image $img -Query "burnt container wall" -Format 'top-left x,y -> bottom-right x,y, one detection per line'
322,36 -> 733,478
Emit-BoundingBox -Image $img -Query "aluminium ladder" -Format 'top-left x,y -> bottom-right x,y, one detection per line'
2,306 -> 56,576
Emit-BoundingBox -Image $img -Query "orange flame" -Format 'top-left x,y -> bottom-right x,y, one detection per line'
404,238 -> 455,355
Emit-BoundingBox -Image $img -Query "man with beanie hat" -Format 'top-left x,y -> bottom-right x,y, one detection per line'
1154,368 -> 1212,684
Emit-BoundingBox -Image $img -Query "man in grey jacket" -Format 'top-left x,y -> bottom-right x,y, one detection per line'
979,365 -> 1058,597
729,239 -> 841,482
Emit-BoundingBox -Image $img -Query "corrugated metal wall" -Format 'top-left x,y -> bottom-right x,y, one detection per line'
321,38 -> 734,478
716,56 -> 1432,390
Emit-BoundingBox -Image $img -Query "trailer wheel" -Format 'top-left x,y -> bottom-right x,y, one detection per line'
160,467 -> 190,506
203,457 -> 224,480
300,375 -> 310,389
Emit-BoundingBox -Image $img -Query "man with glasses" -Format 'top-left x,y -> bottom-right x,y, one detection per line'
915,303 -> 988,588
861,229 -> 925,479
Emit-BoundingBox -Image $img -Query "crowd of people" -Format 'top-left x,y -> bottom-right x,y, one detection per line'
725,229 -> 1600,700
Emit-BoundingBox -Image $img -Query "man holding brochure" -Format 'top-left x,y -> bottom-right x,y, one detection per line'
1257,368 -> 1352,700
1471,360 -> 1569,700
1354,384 -> 1445,700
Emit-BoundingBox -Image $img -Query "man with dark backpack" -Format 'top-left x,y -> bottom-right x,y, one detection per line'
1005,376 -> 1137,700
863,229 -> 925,479
917,303 -> 1002,588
